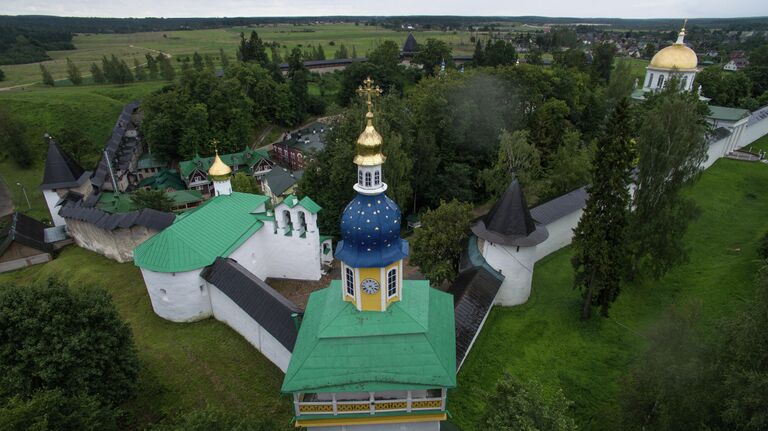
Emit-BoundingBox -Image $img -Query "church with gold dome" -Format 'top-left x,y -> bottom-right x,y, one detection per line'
634,21 -> 700,98
281,78 -> 456,431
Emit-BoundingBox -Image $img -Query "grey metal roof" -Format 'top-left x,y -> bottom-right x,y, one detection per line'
529,186 -> 588,225
91,101 -> 141,189
265,168 -> 302,197
0,212 -> 52,256
40,139 -> 91,190
471,179 -> 548,246
58,202 -> 174,231
449,236 -> 504,369
44,225 -> 69,243
402,32 -> 418,54
748,104 -> 768,127
201,257 -> 303,352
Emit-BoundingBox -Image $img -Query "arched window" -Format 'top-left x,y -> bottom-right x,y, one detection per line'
283,210 -> 292,230
657,74 -> 665,88
647,73 -> 654,87
358,170 -> 363,185
364,172 -> 372,187
374,170 -> 380,185
387,268 -> 397,298
298,211 -> 307,232
345,267 -> 355,297
681,75 -> 688,90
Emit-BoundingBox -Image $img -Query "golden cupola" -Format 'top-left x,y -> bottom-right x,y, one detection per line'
353,77 -> 386,167
649,22 -> 698,71
208,146 -> 232,181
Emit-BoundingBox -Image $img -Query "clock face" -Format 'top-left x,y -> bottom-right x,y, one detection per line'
361,278 -> 380,294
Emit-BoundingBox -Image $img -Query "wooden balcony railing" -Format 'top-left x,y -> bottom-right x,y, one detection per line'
294,390 -> 446,416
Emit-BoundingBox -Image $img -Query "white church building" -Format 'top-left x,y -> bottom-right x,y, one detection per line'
133,151 -> 333,325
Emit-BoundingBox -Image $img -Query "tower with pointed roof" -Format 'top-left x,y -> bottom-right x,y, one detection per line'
281,78 -> 455,430
471,179 -> 548,305
39,137 -> 93,226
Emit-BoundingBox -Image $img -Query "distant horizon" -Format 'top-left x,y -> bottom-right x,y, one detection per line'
2,13 -> 768,20
1,0 -> 766,21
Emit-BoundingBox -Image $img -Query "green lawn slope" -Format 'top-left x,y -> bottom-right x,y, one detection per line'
0,246 -> 294,429
450,142 -> 768,430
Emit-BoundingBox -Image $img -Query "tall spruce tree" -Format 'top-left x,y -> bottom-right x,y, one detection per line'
145,53 -> 158,79
571,98 -> 634,319
90,63 -> 105,84
39,64 -> 54,86
630,80 -> 709,278
66,58 -> 82,85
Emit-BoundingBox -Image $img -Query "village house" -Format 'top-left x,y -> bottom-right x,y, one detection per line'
178,147 -> 273,195
271,122 -> 329,171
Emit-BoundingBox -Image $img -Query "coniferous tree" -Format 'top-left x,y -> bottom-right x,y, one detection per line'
192,51 -> 204,71
131,189 -> 174,212
158,54 -> 175,81
145,53 -> 158,79
472,40 -> 485,66
335,44 -> 349,59
204,54 -> 215,72
316,44 -> 326,60
571,98 -> 634,319
65,58 -> 82,85
39,64 -> 54,86
133,58 -> 146,81
90,63 -> 105,84
219,48 -> 229,69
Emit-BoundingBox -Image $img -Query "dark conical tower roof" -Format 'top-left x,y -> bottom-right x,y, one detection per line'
402,32 -> 418,54
39,139 -> 90,190
471,179 -> 548,246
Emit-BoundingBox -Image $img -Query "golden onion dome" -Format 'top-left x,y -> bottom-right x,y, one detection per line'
354,111 -> 386,166
649,26 -> 698,71
208,150 -> 232,180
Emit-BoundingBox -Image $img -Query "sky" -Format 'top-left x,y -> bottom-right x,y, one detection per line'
0,0 -> 766,19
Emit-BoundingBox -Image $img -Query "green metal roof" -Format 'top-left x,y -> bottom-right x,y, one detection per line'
708,105 -> 750,122
167,189 -> 203,205
282,194 -> 322,214
281,280 -> 456,393
97,192 -> 136,213
137,169 -> 186,191
178,148 -> 270,179
133,192 -> 269,272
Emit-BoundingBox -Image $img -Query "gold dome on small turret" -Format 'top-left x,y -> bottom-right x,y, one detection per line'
208,148 -> 232,180
353,77 -> 387,166
649,23 -> 698,71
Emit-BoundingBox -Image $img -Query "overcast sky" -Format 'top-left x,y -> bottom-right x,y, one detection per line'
1,0 -> 766,19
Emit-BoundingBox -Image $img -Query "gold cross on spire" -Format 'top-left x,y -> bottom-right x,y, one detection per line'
211,138 -> 220,154
356,77 -> 382,114
682,18 -> 688,30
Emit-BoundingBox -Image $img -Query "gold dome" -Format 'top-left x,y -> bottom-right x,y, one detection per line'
649,26 -> 698,71
208,150 -> 232,180
354,112 -> 386,166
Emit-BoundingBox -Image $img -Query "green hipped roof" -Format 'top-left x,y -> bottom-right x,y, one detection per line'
178,148 -> 270,179
133,192 -> 269,272
167,189 -> 203,205
281,280 -> 456,393
282,194 -> 322,214
708,105 -> 750,122
137,169 -> 186,191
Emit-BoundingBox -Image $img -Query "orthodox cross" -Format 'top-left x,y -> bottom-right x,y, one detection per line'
211,138 -> 220,154
356,77 -> 382,113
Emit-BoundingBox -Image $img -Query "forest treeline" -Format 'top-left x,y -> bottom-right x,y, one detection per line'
0,26 -> 74,65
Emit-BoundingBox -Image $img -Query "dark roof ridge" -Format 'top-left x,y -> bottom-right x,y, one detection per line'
471,179 -> 548,246
40,139 -> 89,190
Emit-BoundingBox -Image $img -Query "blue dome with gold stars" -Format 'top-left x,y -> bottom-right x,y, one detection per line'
335,192 -> 409,268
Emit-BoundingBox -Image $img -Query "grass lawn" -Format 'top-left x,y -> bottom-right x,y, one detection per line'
0,246 -> 293,429
449,153 -> 768,430
0,81 -> 164,221
1,23 -> 479,88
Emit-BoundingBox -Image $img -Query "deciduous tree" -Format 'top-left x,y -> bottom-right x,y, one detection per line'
413,38 -> 453,76
66,57 -> 82,85
410,199 -> 473,287
131,188 -> 174,212
39,64 -> 54,86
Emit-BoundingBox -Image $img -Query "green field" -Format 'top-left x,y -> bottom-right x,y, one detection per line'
0,82 -> 164,220
0,23 -> 479,88
449,137 -> 768,430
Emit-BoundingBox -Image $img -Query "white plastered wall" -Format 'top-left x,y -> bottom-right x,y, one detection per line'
141,268 -> 212,322
208,283 -> 292,372
482,241 -> 538,306
43,189 -> 67,226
